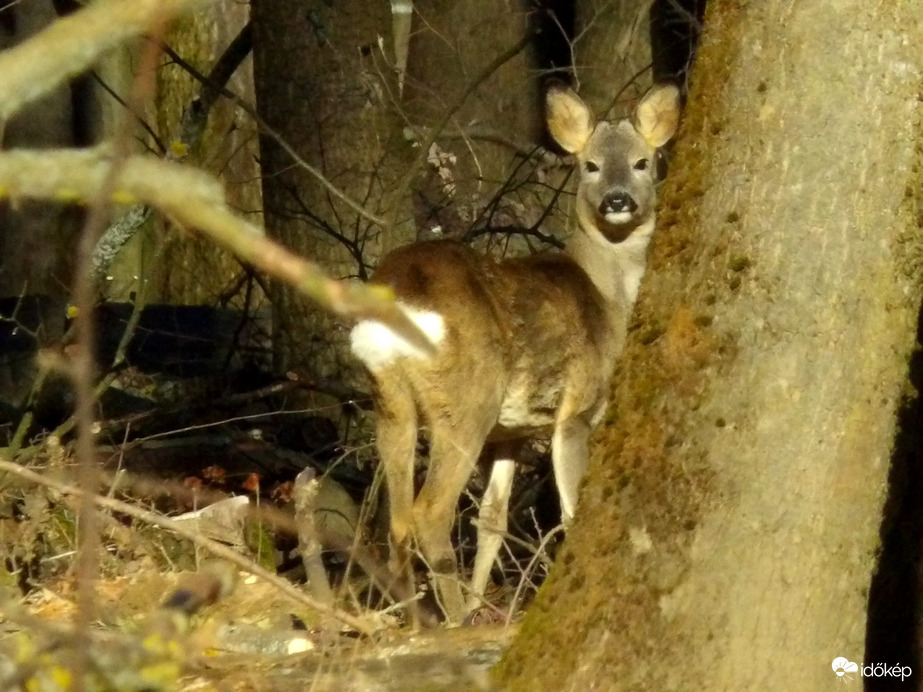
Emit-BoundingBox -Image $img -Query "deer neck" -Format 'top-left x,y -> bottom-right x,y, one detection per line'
567,217 -> 655,309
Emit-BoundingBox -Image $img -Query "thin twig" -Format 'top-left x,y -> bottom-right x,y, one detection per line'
90,72 -> 166,154
70,22 -> 170,686
390,32 -> 535,208
530,164 -> 574,239
505,524 -> 563,625
433,128 -> 561,162
464,224 -> 563,249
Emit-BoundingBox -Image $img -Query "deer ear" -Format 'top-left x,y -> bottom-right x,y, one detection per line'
634,83 -> 681,148
545,83 -> 594,155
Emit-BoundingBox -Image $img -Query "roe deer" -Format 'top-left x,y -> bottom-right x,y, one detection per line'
350,82 -> 680,623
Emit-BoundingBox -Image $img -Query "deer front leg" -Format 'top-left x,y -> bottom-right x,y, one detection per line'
468,443 -> 518,612
551,415 -> 592,524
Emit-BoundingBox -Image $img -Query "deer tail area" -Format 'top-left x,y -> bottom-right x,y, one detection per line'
350,303 -> 446,373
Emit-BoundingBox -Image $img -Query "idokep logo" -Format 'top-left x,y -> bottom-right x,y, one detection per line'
832,658 -> 859,682
832,657 -> 912,683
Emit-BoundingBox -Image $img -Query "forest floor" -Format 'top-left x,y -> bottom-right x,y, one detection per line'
1,563 -> 514,690
0,369 -> 547,690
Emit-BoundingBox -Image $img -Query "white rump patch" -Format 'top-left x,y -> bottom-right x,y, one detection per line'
350,303 -> 445,372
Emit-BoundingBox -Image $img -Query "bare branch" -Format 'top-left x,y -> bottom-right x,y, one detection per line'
178,21 -> 253,149
434,128 -> 561,162
0,148 -> 436,355
464,224 -> 564,249
90,72 -> 167,154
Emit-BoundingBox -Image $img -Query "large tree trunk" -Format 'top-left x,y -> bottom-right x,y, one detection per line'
497,1 -> 923,689
251,0 -> 413,376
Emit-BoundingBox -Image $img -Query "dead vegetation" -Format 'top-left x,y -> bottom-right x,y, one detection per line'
0,361 -> 559,689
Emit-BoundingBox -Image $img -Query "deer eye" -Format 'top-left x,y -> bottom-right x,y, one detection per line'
634,158 -> 650,171
585,161 -> 600,173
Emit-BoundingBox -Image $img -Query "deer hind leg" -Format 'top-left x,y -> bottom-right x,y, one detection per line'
373,374 -> 420,617
412,418 -> 490,623
551,414 -> 592,524
468,441 -> 519,612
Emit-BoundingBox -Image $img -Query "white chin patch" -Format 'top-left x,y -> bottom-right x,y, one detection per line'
604,211 -> 634,225
350,303 -> 445,372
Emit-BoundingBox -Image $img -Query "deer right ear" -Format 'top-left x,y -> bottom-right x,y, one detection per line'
545,83 -> 594,155
634,83 -> 681,148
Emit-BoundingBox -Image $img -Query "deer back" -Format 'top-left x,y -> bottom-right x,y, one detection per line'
357,241 -> 618,437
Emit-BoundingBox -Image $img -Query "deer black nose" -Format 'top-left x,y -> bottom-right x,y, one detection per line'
600,191 -> 637,215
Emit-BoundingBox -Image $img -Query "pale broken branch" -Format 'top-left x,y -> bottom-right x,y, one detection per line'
0,148 -> 436,355
0,456 -> 377,636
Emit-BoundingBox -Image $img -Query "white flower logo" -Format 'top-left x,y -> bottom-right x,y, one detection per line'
832,657 -> 859,682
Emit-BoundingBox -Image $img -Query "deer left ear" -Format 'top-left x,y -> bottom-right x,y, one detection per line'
546,82 -> 595,155
634,83 -> 681,148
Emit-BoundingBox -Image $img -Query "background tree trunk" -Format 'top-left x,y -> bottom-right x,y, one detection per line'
573,0 -> 652,116
150,3 -> 260,305
497,1 -> 923,689
401,0 -> 539,241
251,0 -> 413,377
0,1 -> 81,297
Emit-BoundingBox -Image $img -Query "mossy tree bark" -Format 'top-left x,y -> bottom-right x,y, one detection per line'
251,0 -> 413,376
496,1 -> 923,689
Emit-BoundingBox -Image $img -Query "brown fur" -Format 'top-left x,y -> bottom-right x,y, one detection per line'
352,83 -> 681,623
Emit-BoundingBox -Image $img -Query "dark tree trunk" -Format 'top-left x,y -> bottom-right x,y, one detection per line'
251,0 -> 413,376
573,0 -> 652,115
0,0 -> 79,297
